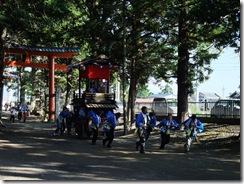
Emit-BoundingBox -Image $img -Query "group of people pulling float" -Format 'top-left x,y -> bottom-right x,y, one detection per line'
53,105 -> 204,153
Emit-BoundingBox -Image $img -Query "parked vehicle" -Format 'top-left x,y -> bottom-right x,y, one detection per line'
151,94 -> 178,116
210,99 -> 240,118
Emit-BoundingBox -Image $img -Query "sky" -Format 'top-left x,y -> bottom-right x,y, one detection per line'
148,47 -> 240,98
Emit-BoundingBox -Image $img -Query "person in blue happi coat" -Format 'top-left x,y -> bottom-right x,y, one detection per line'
88,110 -> 101,145
103,111 -> 121,148
144,112 -> 157,141
53,106 -> 71,135
135,106 -> 150,154
182,114 -> 204,153
157,113 -> 179,149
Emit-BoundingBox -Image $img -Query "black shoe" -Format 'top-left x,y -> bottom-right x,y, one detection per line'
103,139 -> 106,146
107,145 -> 112,148
91,142 -> 96,145
136,143 -> 139,151
159,145 -> 165,149
140,150 -> 145,154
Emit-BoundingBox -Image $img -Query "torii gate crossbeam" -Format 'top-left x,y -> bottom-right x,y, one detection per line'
3,45 -> 80,122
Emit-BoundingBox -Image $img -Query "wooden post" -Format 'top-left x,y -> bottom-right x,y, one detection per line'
48,56 -> 55,122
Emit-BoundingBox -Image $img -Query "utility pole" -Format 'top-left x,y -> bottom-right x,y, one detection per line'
222,86 -> 225,98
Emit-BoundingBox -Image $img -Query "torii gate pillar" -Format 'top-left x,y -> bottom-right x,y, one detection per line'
48,56 -> 55,122
3,45 -> 80,122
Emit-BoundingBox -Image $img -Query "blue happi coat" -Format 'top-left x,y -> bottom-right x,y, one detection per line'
136,112 -> 150,132
182,118 -> 204,137
88,110 -> 100,130
103,111 -> 117,132
148,115 -> 157,129
157,118 -> 179,134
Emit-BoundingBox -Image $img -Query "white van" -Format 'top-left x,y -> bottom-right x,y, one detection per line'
151,94 -> 177,116
210,99 -> 240,118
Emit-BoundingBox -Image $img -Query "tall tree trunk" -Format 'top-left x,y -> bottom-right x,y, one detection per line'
130,57 -> 136,127
127,79 -> 132,126
177,0 -> 189,123
0,24 -> 6,120
122,0 -> 128,135
65,58 -> 72,107
19,67 -> 26,104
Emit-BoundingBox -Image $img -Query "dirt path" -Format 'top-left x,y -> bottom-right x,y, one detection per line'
0,118 -> 240,181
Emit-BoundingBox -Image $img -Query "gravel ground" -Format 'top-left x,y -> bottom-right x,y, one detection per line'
0,115 -> 241,181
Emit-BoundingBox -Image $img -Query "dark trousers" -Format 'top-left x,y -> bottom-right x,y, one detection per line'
18,111 -> 22,120
145,127 -> 152,141
10,115 -> 15,123
160,133 -> 170,148
66,118 -> 72,134
136,129 -> 146,151
104,128 -> 115,146
91,128 -> 98,143
61,122 -> 65,134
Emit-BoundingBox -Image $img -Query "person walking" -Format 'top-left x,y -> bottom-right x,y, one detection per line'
10,107 -> 15,123
26,102 -> 30,116
88,110 -> 101,145
135,106 -> 150,154
103,111 -> 121,148
23,109 -> 28,123
4,102 -> 9,111
17,102 -> 23,121
156,113 -> 179,149
182,114 -> 204,153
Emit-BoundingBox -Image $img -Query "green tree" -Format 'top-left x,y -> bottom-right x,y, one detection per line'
136,84 -> 153,98
159,84 -> 173,95
175,0 -> 240,121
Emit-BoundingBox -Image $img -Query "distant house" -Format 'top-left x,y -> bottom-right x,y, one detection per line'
229,91 -> 240,99
199,92 -> 220,102
148,93 -> 177,99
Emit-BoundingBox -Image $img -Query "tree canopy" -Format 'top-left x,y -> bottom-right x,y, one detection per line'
0,0 -> 240,124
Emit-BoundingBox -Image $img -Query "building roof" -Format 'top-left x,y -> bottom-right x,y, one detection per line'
81,55 -> 119,66
6,44 -> 80,53
229,91 -> 240,99
4,44 -> 80,58
135,98 -> 154,103
199,92 -> 220,99
148,94 -> 177,99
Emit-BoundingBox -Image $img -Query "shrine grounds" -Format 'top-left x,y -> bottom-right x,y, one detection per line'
0,114 -> 241,181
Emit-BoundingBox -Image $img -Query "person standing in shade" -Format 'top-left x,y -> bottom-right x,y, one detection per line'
88,110 -> 101,145
156,113 -> 179,149
103,111 -> 121,148
10,107 -> 15,123
135,106 -> 150,154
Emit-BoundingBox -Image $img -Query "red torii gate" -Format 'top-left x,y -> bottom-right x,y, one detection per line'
3,45 -> 80,122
